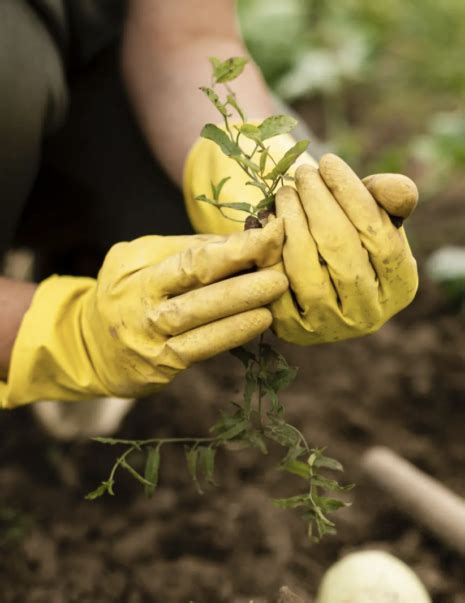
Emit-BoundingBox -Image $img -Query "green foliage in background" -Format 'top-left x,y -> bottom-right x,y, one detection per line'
238,0 -> 465,189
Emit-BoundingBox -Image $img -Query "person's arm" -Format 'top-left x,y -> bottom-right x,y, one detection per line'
0,278 -> 36,378
122,0 -> 273,186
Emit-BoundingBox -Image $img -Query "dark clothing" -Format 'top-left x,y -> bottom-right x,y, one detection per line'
28,0 -> 126,65
1,0 -> 316,278
1,0 -> 191,277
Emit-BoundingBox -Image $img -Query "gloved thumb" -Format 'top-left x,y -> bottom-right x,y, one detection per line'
362,173 -> 418,225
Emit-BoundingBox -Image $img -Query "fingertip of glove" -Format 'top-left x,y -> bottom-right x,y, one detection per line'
295,163 -> 318,182
260,216 -> 285,246
276,186 -> 298,202
265,270 -> 289,297
318,153 -> 349,181
251,307 -> 273,331
363,174 -> 419,218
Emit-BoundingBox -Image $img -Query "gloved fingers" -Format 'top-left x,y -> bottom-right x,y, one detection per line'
103,233 -> 226,277
275,186 -> 338,312
318,154 -> 415,284
166,308 -> 273,365
362,173 -> 418,220
318,154 -> 387,238
150,219 -> 284,297
149,271 -> 288,336
294,164 -> 378,301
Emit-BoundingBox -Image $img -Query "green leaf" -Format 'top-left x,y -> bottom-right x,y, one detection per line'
305,511 -> 336,541
281,459 -> 312,479
211,176 -> 231,200
256,195 -> 275,210
273,494 -> 309,510
211,409 -> 242,433
210,56 -> 248,83
226,94 -> 246,121
268,367 -> 298,392
243,371 -> 258,410
264,139 -> 309,180
144,446 -> 161,498
318,497 -> 350,513
259,343 -> 289,370
259,148 -> 269,175
216,418 -> 248,441
195,195 -> 255,215
307,450 -> 320,468
216,201 -> 256,214
238,123 -> 262,143
209,56 -> 222,71
314,455 -> 344,473
245,180 -> 269,195
230,346 -> 257,367
261,381 -> 279,407
200,124 -> 242,157
85,479 -> 114,500
121,459 -> 155,488
312,476 -> 354,493
266,420 -> 300,448
282,444 -> 306,464
246,430 -> 268,454
195,194 -> 216,204
236,156 -> 261,173
258,115 -> 298,140
199,87 -> 229,117
199,446 -> 217,485
185,446 -> 203,494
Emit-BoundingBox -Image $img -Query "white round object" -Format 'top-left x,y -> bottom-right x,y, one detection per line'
316,550 -> 431,603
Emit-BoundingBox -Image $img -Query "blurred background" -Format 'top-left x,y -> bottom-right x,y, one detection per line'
1,1 -> 465,602
239,0 -> 465,197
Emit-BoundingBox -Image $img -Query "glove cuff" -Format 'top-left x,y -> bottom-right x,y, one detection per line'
1,275 -> 111,409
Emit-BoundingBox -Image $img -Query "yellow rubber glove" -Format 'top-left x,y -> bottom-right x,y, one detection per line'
271,155 -> 418,344
183,134 -> 418,346
1,222 -> 288,409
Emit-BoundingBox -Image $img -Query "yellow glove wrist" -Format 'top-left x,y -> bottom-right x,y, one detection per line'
1,226 -> 288,409
1,275 -> 110,409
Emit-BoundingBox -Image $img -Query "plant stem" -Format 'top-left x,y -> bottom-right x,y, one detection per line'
109,446 -> 136,483
100,436 -> 218,448
288,425 -> 311,452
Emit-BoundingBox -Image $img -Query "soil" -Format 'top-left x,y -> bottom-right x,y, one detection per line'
1,186 -> 465,603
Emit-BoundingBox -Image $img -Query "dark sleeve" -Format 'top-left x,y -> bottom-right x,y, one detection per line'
0,0 -> 68,261
27,0 -> 70,59
65,0 -> 126,66
27,0 -> 126,68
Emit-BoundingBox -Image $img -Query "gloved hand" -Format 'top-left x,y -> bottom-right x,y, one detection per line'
183,135 -> 419,345
271,154 -> 418,344
1,222 -> 288,409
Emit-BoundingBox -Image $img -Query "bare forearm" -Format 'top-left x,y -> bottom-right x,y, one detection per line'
0,277 -> 36,378
122,0 -> 274,186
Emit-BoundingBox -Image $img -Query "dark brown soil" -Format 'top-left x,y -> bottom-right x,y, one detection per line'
1,188 -> 465,602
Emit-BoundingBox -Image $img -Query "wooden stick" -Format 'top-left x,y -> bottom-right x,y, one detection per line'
362,446 -> 465,555
277,586 -> 306,603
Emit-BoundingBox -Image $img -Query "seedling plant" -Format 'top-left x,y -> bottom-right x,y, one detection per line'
87,57 -> 352,542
